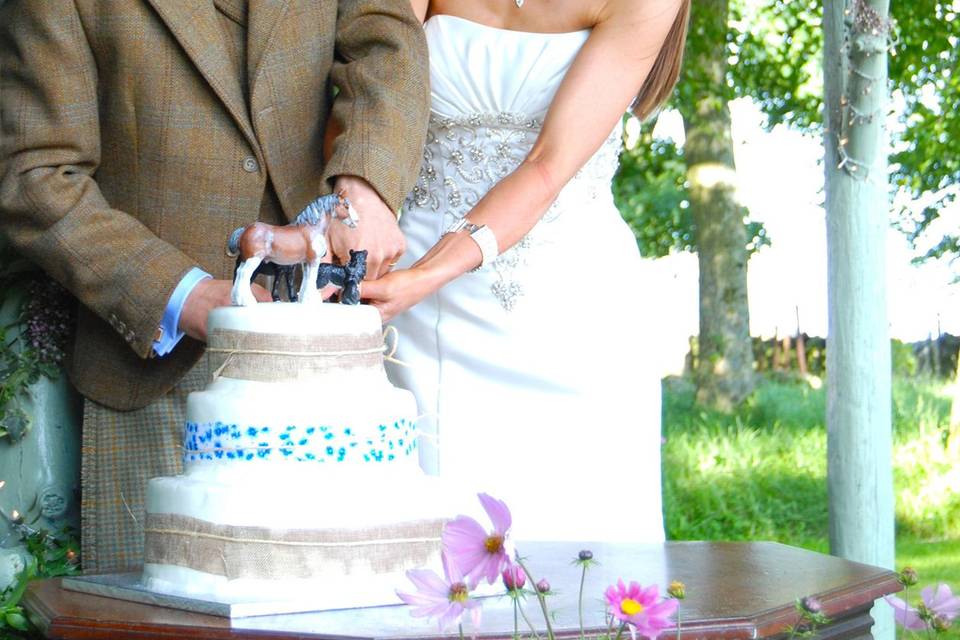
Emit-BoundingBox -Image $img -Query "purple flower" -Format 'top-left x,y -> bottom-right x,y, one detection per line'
604,579 -> 678,640
442,493 -> 514,585
800,596 -> 822,614
502,563 -> 526,592
885,595 -> 926,630
22,276 -> 72,367
921,584 -> 960,621
885,583 -> 960,631
536,578 -> 551,594
396,552 -> 482,630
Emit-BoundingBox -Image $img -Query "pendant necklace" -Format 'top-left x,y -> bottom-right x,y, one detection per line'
516,0 -> 524,7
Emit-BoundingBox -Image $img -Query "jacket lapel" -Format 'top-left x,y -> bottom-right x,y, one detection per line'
248,0 -> 291,102
145,0 -> 261,156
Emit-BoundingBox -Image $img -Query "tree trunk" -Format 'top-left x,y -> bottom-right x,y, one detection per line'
681,0 -> 754,411
823,1 -> 894,638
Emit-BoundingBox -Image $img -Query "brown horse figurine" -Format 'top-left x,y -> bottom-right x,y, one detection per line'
227,192 -> 357,306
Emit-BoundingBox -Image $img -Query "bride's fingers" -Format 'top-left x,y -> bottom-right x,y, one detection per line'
360,278 -> 383,300
319,284 -> 339,300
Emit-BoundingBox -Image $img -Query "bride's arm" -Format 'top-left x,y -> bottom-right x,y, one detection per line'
365,0 -> 685,321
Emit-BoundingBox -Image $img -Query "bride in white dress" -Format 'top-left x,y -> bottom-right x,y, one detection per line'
364,0 -> 689,543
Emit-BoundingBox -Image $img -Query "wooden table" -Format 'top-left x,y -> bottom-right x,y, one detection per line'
23,541 -> 901,639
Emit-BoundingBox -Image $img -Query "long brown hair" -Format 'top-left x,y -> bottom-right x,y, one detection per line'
631,0 -> 691,121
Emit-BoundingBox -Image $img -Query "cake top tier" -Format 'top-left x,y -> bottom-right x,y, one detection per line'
208,302 -> 381,337
204,303 -> 385,382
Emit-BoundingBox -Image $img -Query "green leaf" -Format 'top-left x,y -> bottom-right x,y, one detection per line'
0,557 -> 36,610
0,407 -> 30,442
4,610 -> 29,631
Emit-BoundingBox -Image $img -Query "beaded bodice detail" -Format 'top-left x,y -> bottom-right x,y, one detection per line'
403,15 -> 623,310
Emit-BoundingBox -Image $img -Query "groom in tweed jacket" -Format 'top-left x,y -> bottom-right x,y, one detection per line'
0,0 -> 428,572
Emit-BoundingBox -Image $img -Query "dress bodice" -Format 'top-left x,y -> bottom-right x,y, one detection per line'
426,15 -> 590,119
409,16 -> 622,217
405,15 -> 627,311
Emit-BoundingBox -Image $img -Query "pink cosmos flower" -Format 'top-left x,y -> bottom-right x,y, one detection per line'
885,583 -> 960,630
396,552 -> 482,630
604,579 -> 678,640
502,563 -> 526,592
884,596 -> 925,631
442,493 -> 514,585
922,584 -> 960,621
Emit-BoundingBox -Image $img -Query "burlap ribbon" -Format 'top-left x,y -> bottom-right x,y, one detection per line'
204,329 -> 384,382
143,513 -> 444,579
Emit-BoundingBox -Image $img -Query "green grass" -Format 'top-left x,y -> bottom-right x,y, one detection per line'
661,374 -> 960,589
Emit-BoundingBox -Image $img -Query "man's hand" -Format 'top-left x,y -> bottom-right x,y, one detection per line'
328,175 -> 405,279
179,279 -> 271,342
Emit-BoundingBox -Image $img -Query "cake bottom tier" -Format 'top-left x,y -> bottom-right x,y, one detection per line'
141,472 -> 454,606
141,562 -> 431,608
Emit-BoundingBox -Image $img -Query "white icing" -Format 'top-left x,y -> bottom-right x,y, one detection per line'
142,560 -> 441,607
208,302 -> 381,337
146,472 -> 455,529
183,377 -> 420,474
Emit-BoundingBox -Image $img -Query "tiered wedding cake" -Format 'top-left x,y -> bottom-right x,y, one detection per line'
141,302 -> 451,608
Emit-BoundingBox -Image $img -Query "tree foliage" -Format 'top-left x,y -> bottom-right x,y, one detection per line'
614,132 -> 693,257
888,2 -> 960,269
617,0 -> 959,273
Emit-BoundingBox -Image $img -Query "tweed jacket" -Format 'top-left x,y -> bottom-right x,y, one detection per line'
0,0 -> 429,411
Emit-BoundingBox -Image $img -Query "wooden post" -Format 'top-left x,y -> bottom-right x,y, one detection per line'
823,1 -> 895,638
796,306 -> 809,376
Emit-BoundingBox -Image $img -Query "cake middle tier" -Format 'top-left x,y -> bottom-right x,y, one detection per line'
183,377 -> 419,473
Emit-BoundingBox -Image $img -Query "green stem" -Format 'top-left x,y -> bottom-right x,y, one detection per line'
578,564 -> 587,640
517,595 -> 542,640
515,556 -> 556,640
613,621 -> 627,640
459,622 -> 464,640
513,595 -> 520,640
901,586 -> 908,640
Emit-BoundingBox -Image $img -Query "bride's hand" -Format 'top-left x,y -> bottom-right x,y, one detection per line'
362,268 -> 435,323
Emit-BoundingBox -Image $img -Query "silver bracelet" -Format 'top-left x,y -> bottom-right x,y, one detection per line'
443,218 -> 499,270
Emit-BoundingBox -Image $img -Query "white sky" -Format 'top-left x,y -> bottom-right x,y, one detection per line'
641,99 -> 960,375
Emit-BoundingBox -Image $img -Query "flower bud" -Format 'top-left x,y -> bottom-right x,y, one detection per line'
578,550 -> 593,561
536,578 -> 551,594
800,596 -> 822,614
668,581 -> 686,600
502,564 -> 526,591
898,567 -> 919,587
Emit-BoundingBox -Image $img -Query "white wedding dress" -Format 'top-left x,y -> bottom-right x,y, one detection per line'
388,14 -> 665,543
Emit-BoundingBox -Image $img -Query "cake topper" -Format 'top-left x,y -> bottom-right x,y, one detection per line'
316,250 -> 368,305
227,192 -> 358,305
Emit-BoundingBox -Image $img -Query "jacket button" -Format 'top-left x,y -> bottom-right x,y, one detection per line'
241,156 -> 259,173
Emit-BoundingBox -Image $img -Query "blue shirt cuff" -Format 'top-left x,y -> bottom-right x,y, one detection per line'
153,268 -> 212,357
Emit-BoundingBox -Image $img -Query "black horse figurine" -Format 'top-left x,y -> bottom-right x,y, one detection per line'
250,262 -> 298,302
316,250 -> 367,305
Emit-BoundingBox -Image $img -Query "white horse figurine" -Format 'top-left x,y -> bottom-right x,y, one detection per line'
227,192 -> 358,306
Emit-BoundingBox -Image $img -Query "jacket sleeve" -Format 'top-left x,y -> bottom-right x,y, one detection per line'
0,1 -> 197,358
321,0 -> 431,214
